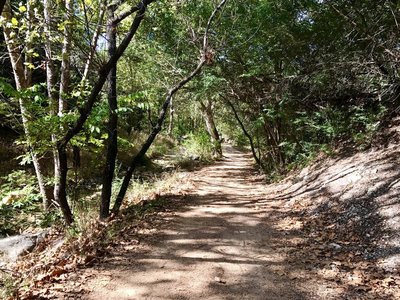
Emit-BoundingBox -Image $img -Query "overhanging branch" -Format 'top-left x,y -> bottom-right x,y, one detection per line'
112,0 -> 228,213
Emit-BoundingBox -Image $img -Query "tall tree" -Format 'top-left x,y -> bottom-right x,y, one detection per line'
100,2 -> 119,219
2,0 -> 54,207
55,0 -> 156,224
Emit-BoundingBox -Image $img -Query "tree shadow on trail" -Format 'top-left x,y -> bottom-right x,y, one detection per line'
80,148 -> 311,300
92,191 -> 310,300
75,145 -> 400,300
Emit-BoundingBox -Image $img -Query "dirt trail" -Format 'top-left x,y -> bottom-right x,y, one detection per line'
78,146 -> 308,299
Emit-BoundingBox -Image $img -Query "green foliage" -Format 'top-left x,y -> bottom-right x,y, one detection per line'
209,0 -> 399,175
0,271 -> 18,300
0,0 -> 398,230
182,131 -> 214,161
0,171 -> 62,236
0,170 -> 40,204
147,136 -> 176,159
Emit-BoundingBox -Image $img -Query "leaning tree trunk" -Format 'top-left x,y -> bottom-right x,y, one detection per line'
100,4 -> 119,219
55,0 -> 155,224
224,98 -> 263,168
168,97 -> 174,136
199,99 -> 222,157
112,0 -> 228,214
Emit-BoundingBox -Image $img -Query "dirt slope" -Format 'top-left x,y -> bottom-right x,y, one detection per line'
47,144 -> 399,299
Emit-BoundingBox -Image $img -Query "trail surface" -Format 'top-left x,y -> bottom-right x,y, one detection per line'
56,144 -> 400,300
76,147 -> 307,299
16,141 -> 400,299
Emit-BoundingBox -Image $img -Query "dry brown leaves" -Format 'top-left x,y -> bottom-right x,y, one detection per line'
4,191 -> 188,299
283,201 -> 400,299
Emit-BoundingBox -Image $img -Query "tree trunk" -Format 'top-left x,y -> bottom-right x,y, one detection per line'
55,144 -> 74,225
43,0 -> 60,209
53,0 -> 73,213
59,0 -> 72,115
100,5 -> 118,219
168,97 -> 174,136
82,0 -> 107,81
199,99 -> 222,157
55,0 -> 155,224
224,98 -> 263,168
2,1 -> 53,208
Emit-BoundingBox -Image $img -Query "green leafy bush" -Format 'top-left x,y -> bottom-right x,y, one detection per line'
0,170 -> 61,236
182,131 -> 214,161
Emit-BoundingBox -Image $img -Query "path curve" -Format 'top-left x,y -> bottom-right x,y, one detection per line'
81,146 -> 306,299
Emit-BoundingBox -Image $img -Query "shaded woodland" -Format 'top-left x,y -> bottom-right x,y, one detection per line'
0,1 -> 400,297
1,0 -> 398,227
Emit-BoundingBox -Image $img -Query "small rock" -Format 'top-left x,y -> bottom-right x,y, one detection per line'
214,276 -> 226,284
328,243 -> 342,250
0,231 -> 49,262
0,234 -> 36,262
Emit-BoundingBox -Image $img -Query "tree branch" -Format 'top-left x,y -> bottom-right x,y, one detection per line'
113,5 -> 140,24
82,0 -> 107,81
112,0 -> 228,213
59,0 -> 154,148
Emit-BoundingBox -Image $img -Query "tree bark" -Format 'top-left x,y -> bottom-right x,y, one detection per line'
53,0 -> 73,219
43,0 -> 60,209
55,144 -> 73,225
2,0 -> 53,208
168,97 -> 174,136
55,0 -> 155,224
58,0 -> 72,115
100,4 -> 119,219
199,99 -> 222,157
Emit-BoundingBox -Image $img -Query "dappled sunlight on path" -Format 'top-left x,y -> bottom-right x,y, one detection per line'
83,146 -> 307,300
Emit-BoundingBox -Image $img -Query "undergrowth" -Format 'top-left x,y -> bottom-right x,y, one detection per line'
0,170 -> 62,236
181,131 -> 214,161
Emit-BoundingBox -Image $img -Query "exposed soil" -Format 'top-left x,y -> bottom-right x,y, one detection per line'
27,144 -> 400,299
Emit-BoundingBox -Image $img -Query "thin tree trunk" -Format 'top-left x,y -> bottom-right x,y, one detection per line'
59,0 -> 72,115
112,0 -> 228,214
100,4 -> 118,219
224,98 -> 263,168
52,0 -> 74,222
82,0 -> 107,81
2,0 -> 53,208
200,99 -> 222,157
44,0 -> 60,209
55,0 -> 155,224
55,144 -> 74,224
168,97 -> 174,136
